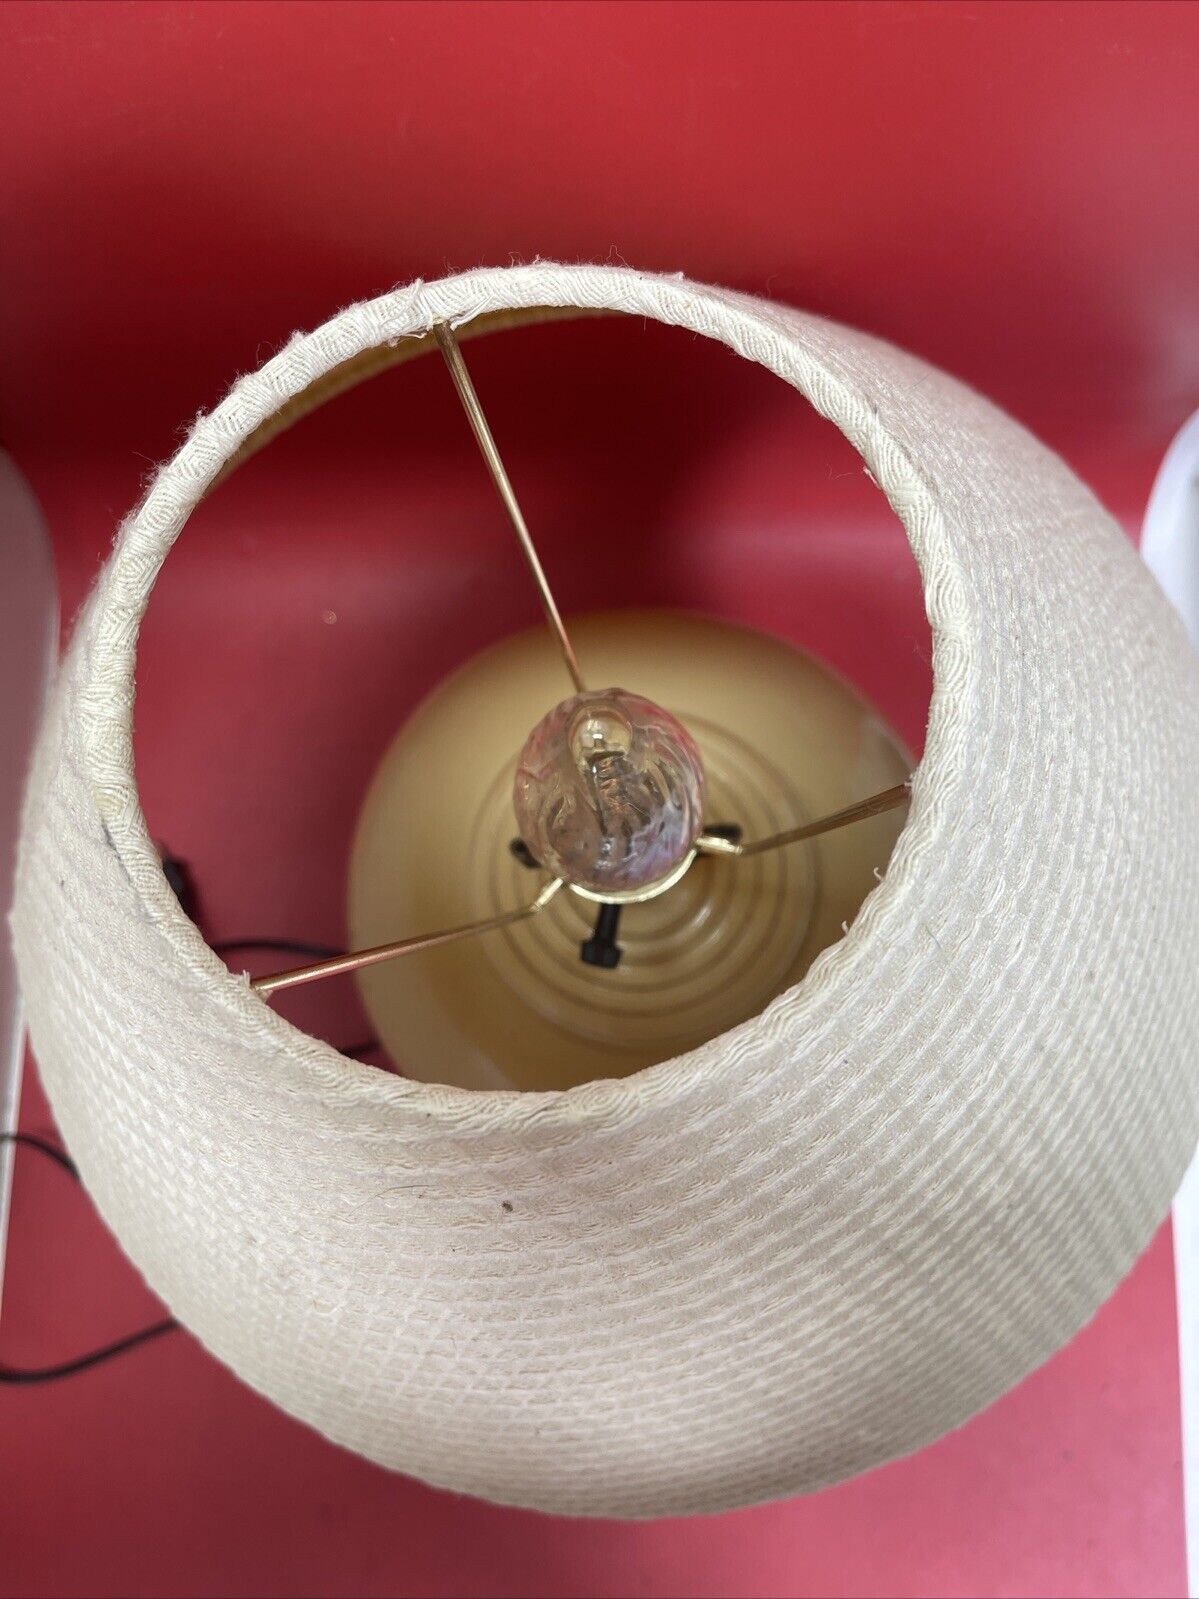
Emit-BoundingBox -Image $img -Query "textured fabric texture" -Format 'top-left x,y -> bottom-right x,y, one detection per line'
12,264 -> 1199,1518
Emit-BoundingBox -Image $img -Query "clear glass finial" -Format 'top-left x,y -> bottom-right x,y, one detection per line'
513,688 -> 706,896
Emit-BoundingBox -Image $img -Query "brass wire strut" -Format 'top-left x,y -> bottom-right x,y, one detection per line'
695,782 -> 911,859
251,879 -> 564,999
433,320 -> 586,695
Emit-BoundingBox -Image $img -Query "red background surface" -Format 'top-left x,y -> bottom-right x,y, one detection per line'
1,4 -> 1197,1595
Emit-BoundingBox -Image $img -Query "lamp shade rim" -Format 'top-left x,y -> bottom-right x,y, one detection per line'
60,261 -> 963,1127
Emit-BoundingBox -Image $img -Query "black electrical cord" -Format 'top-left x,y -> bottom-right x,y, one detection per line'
210,937 -> 343,960
2,1129 -> 76,1180
1,1321 -> 179,1385
1,904 -> 382,1382
0,1131 -> 178,1385
163,857 -> 342,966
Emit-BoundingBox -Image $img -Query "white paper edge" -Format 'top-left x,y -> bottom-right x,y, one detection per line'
0,454 -> 56,1310
1142,409 -> 1199,1597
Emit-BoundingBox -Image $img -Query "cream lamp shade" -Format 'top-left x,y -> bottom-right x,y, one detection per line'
12,264 -> 1199,1518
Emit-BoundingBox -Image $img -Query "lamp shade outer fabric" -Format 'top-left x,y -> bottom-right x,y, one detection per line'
12,264 -> 1199,1518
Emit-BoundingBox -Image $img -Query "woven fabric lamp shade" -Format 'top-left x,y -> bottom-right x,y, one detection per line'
12,264 -> 1199,1518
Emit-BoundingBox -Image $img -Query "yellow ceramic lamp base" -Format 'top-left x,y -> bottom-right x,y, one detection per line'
348,610 -> 910,1091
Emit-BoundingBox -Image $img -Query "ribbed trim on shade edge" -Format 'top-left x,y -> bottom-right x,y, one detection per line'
13,264 -> 1199,1517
